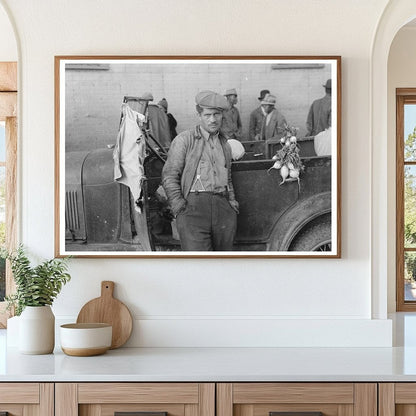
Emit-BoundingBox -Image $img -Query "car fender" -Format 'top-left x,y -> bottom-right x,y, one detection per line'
267,191 -> 332,251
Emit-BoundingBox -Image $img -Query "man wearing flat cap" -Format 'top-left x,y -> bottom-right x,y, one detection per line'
221,88 -> 242,141
249,89 -> 270,141
162,90 -> 239,251
306,79 -> 332,137
259,94 -> 287,140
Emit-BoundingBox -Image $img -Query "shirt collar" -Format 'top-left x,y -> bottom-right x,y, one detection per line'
200,125 -> 219,141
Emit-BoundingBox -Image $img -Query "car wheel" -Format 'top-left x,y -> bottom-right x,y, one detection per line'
289,213 -> 332,252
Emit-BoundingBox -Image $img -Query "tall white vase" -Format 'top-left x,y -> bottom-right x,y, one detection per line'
19,306 -> 55,354
6,315 -> 20,347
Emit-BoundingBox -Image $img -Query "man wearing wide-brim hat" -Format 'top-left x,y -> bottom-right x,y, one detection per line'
259,94 -> 287,141
249,89 -> 270,141
162,90 -> 239,251
221,88 -> 242,141
306,79 -> 332,137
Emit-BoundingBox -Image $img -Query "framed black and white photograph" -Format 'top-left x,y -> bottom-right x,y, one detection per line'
55,56 -> 341,258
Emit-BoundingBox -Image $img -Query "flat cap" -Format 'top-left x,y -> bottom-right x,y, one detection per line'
224,88 -> 237,96
195,90 -> 229,110
261,94 -> 276,106
139,92 -> 154,101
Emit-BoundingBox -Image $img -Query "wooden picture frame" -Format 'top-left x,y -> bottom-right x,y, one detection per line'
396,88 -> 416,311
0,61 -> 17,326
55,56 -> 341,258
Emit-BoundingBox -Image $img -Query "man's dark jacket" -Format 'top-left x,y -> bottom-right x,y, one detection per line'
162,126 -> 237,216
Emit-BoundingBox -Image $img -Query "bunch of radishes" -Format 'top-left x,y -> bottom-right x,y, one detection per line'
268,129 -> 304,186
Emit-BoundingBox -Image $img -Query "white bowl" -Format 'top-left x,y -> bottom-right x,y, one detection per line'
60,323 -> 112,356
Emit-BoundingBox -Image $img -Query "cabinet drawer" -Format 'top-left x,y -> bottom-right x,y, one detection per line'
379,383 -> 416,415
217,383 -> 376,416
0,383 -> 39,403
0,383 -> 53,415
56,383 -> 215,416
78,383 -> 200,403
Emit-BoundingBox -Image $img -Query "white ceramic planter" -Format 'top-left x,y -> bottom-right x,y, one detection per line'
6,315 -> 20,347
19,305 -> 55,354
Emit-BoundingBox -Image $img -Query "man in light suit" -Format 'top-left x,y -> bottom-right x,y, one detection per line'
259,94 -> 287,140
248,89 -> 270,141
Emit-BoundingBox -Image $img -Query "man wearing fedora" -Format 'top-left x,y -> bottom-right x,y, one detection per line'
162,90 -> 239,251
259,94 -> 287,140
249,89 -> 270,141
221,88 -> 242,141
306,79 -> 332,137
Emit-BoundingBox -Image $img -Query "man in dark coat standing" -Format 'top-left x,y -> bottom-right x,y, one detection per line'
162,91 -> 239,251
158,98 -> 178,141
306,79 -> 332,136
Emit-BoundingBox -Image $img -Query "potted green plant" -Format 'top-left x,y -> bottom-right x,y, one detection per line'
3,245 -> 71,354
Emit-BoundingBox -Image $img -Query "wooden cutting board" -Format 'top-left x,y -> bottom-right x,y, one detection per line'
76,281 -> 133,349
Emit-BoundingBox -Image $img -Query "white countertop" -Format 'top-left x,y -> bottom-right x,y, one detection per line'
3,313 -> 416,382
2,345 -> 416,382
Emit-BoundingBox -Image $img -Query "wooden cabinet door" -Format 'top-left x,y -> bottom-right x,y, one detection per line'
379,383 -> 416,416
217,383 -> 377,416
55,383 -> 215,416
0,383 -> 53,415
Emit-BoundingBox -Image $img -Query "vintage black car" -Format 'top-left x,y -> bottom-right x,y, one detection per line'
65,136 -> 332,253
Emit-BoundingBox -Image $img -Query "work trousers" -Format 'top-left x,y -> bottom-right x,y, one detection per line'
176,192 -> 237,251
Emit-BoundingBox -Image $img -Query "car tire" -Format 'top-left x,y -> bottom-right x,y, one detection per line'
289,213 -> 332,252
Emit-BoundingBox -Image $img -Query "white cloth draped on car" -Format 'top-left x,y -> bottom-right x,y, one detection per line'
113,103 -> 147,211
313,127 -> 332,156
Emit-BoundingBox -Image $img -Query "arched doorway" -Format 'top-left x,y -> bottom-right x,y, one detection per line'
371,0 -> 416,318
0,0 -> 18,327
388,16 -> 416,312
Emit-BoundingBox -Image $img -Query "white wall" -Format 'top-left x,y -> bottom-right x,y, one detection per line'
0,0 -> 394,347
0,3 -> 16,61
387,26 -> 416,312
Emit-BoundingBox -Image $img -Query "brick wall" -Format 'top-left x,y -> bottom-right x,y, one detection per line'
64,61 -> 332,152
